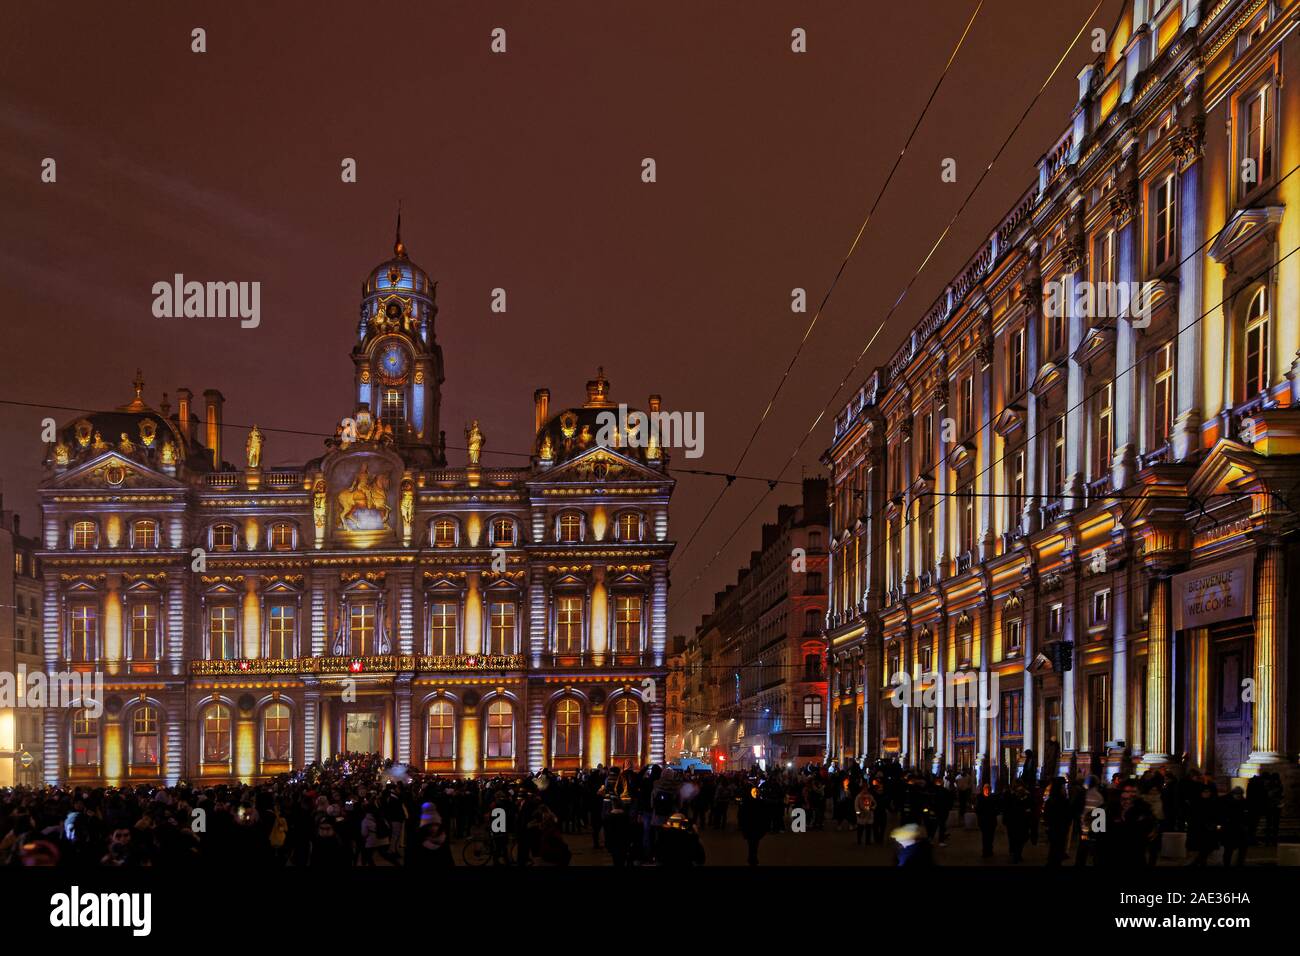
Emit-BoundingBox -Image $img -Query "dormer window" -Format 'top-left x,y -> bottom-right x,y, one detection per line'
131,519 -> 158,550
432,517 -> 458,548
269,521 -> 296,551
616,512 -> 642,542
72,520 -> 98,550
557,512 -> 584,543
491,517 -> 516,546
210,523 -> 237,552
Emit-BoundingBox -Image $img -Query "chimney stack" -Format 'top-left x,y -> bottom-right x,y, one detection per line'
203,389 -> 225,469
177,388 -> 194,443
534,388 -> 550,434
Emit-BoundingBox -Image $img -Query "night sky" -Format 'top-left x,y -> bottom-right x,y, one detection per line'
0,0 -> 1110,636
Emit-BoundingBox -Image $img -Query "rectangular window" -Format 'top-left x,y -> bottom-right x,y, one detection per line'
490,602 -> 516,655
919,412 -> 933,471
70,604 -> 98,661
1244,287 -> 1270,399
1009,450 -> 1026,531
1152,173 -> 1176,267
614,595 -> 642,653
132,708 -> 159,765
1048,603 -> 1064,636
959,484 -> 975,556
1009,326 -> 1026,394
1051,415 -> 1066,496
210,605 -> 237,660
1153,341 -> 1174,444
1004,618 -> 1023,657
803,696 -> 822,728
1094,228 -> 1117,287
1092,589 -> 1111,627
129,603 -> 157,660
268,605 -> 295,659
429,601 -> 458,656
349,603 -> 376,657
1089,673 -> 1110,749
1096,381 -> 1114,478
960,374 -> 974,435
381,388 -> 406,427
1240,84 -> 1274,198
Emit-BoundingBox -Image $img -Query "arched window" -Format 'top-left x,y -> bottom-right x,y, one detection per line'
131,519 -> 158,549
485,700 -> 514,759
491,517 -> 516,546
427,700 -> 455,759
131,705 -> 160,766
263,703 -> 291,762
553,698 -> 582,757
70,709 -> 100,766
612,697 -> 640,757
269,521 -> 295,551
556,511 -> 583,543
202,704 -> 232,764
1244,285 -> 1270,399
72,520 -> 98,550
803,695 -> 823,728
432,517 -> 458,548
616,512 -> 642,542
210,523 -> 237,552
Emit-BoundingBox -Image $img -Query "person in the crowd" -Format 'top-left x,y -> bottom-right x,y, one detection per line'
974,782 -> 1001,860
738,787 -> 767,866
1042,777 -> 1072,867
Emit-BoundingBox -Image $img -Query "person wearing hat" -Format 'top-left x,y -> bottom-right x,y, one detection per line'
656,812 -> 705,867
408,802 -> 454,866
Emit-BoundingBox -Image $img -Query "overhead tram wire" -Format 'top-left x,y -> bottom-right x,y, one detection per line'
668,0 -> 1111,611
667,1 -> 986,573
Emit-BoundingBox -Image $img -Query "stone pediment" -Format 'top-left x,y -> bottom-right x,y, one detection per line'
1208,206 -> 1284,267
534,444 -> 666,485
47,451 -> 186,492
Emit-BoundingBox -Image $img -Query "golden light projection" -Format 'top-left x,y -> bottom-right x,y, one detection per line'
242,581 -> 261,659
590,576 -> 608,658
591,505 -> 608,542
103,722 -> 123,787
588,709 -> 607,766
464,576 -> 483,655
236,718 -> 255,782
243,518 -> 259,551
105,514 -> 123,548
458,710 -> 478,775
466,512 -> 483,548
104,586 -> 123,674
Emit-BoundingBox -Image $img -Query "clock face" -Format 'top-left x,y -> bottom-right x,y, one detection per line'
384,300 -> 403,322
378,344 -> 409,381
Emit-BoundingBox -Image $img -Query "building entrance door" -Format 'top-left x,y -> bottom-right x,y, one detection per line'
345,711 -> 381,753
1211,623 -> 1254,781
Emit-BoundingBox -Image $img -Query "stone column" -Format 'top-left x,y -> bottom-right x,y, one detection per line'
1063,211 -> 1087,512
1243,542 -> 1288,769
977,337 -> 996,561
1171,117 -> 1205,461
1110,566 -> 1128,757
1140,577 -> 1173,767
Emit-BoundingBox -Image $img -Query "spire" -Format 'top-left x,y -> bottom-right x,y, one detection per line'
121,368 -> 148,412
394,201 -> 407,258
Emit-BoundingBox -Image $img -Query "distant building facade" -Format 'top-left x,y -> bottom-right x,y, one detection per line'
824,0 -> 1300,805
0,507 -> 44,786
35,230 -> 673,785
683,479 -> 829,770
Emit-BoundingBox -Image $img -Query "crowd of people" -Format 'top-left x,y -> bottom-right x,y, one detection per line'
0,750 -> 1286,867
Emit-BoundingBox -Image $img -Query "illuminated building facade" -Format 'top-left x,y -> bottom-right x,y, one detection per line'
683,479 -> 829,770
824,0 -> 1300,802
0,506 -> 44,786
36,232 -> 673,785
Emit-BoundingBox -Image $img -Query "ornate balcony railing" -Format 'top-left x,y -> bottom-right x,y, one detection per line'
1041,501 -> 1064,524
190,653 -> 526,676
1085,474 -> 1112,502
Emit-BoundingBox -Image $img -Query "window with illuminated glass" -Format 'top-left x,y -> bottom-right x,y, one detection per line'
1007,450 -> 1026,532
1152,341 -> 1174,444
553,698 -> 582,757
1239,81 -> 1275,201
263,703 -> 291,762
1093,227 -> 1117,286
488,601 -> 515,655
427,700 -> 455,759
614,594 -> 641,652
1243,286 -> 1270,400
380,387 -> 405,428
210,523 -> 236,552
72,520 -> 98,550
202,704 -> 232,763
612,697 -> 640,756
208,605 -> 237,660
129,603 -> 158,660
557,512 -> 583,543
485,699 -> 513,758
428,601 -> 459,656
131,705 -> 160,765
556,595 -> 583,654
1151,173 -> 1176,268
131,519 -> 158,549
432,517 -> 457,548
1008,326 -> 1026,394
803,695 -> 823,728
616,512 -> 641,542
268,605 -> 295,658
69,604 -> 98,661
71,709 -> 100,766
491,517 -> 515,546
1051,415 -> 1067,495
349,603 -> 377,656
269,522 -> 295,551
1095,381 -> 1113,478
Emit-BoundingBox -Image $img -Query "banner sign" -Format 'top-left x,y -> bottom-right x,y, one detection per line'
1172,554 -> 1254,631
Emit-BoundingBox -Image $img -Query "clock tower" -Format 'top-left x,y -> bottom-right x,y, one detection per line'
353,217 -> 446,466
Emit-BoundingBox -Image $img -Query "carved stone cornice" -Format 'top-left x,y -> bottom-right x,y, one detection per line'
1170,117 -> 1205,172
